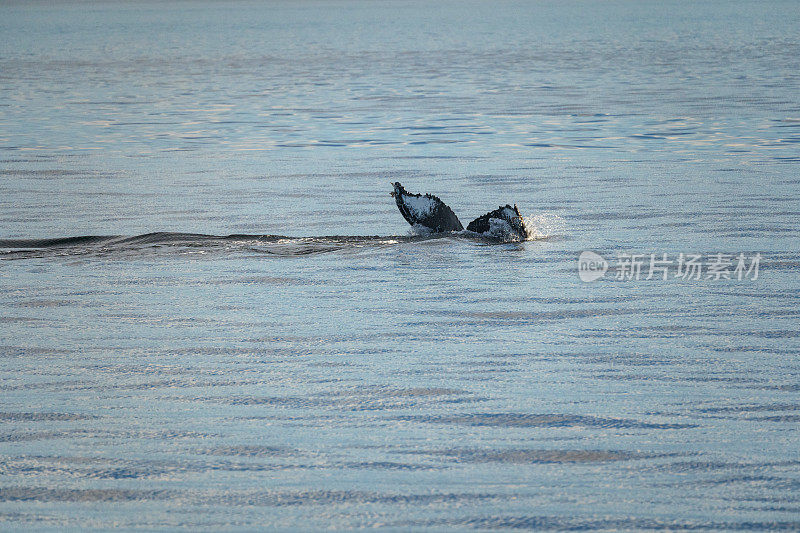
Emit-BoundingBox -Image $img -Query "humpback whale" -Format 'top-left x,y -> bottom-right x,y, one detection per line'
391,182 -> 530,240
390,182 -> 464,233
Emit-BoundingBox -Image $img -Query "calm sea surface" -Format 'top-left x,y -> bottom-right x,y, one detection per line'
2,0 -> 800,530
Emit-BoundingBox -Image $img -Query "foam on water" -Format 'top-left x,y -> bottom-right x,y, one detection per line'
523,213 -> 567,241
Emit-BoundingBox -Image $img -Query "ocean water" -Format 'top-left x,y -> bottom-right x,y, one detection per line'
2,0 -> 800,530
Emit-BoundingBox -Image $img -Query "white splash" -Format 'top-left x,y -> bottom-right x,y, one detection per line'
410,223 -> 435,236
523,212 -> 566,240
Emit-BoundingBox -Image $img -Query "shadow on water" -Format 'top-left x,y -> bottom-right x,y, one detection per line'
0,231 -> 546,260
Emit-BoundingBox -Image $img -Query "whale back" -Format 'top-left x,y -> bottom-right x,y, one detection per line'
391,182 -> 463,232
466,204 -> 529,241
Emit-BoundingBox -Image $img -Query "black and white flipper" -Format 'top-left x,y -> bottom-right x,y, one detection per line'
391,182 -> 464,233
466,204 -> 529,241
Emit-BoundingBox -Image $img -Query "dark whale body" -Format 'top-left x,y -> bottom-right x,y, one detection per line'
391,182 -> 464,232
466,204 -> 527,239
391,182 -> 530,241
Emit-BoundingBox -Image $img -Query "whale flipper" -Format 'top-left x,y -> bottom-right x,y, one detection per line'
391,182 -> 463,232
466,204 -> 529,241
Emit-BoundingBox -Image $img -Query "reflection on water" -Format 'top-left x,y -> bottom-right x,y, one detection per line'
2,0 -> 800,530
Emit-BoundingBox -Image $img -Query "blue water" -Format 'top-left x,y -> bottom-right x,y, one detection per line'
2,0 -> 800,530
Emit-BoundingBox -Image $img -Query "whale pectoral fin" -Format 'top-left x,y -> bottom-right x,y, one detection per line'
392,182 -> 463,232
466,205 -> 529,240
